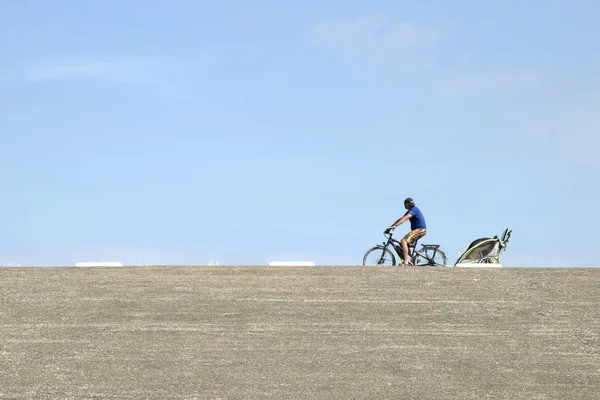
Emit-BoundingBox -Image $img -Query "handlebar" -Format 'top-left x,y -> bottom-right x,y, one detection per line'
383,230 -> 395,238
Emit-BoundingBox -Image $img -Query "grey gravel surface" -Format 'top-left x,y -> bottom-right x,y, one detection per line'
1,266 -> 599,399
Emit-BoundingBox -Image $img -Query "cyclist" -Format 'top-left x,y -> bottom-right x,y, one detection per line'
384,197 -> 427,265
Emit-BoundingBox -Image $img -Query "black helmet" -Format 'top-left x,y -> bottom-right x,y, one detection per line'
404,197 -> 415,206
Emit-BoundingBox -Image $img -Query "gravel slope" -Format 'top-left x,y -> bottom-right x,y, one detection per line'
1,266 -> 598,399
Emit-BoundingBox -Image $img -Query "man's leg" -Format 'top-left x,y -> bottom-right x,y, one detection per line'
401,238 -> 410,265
401,232 -> 413,265
401,229 -> 426,265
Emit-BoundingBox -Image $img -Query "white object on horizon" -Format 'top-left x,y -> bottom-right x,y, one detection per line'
268,261 -> 316,267
454,263 -> 502,268
75,261 -> 124,267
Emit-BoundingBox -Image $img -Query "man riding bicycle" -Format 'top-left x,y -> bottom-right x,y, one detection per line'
384,197 -> 427,265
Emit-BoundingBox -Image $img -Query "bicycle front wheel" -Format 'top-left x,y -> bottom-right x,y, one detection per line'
415,246 -> 448,266
363,246 -> 396,266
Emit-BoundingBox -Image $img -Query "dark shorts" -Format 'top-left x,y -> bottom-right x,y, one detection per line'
403,228 -> 427,246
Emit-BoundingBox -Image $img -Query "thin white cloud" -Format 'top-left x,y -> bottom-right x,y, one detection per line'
432,68 -> 546,101
15,56 -> 168,84
434,70 -> 600,170
27,61 -> 123,80
309,15 -> 441,68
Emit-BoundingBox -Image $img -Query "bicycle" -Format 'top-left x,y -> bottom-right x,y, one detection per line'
362,231 -> 448,267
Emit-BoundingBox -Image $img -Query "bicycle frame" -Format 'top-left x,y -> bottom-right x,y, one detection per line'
380,233 -> 440,265
414,244 -> 444,265
363,230 -> 448,267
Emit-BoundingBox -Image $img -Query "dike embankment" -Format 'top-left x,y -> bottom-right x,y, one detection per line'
1,266 -> 598,399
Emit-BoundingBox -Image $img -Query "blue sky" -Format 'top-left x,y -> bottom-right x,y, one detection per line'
1,0 -> 599,266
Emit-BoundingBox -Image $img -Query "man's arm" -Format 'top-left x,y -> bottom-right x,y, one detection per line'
390,213 -> 412,229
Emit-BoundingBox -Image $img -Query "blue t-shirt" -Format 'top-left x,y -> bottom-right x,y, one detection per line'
405,206 -> 426,230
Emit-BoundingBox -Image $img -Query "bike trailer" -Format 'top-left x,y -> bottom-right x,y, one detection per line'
454,228 -> 512,265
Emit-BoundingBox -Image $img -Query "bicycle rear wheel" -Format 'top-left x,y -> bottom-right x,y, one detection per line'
363,246 -> 396,266
415,246 -> 447,266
